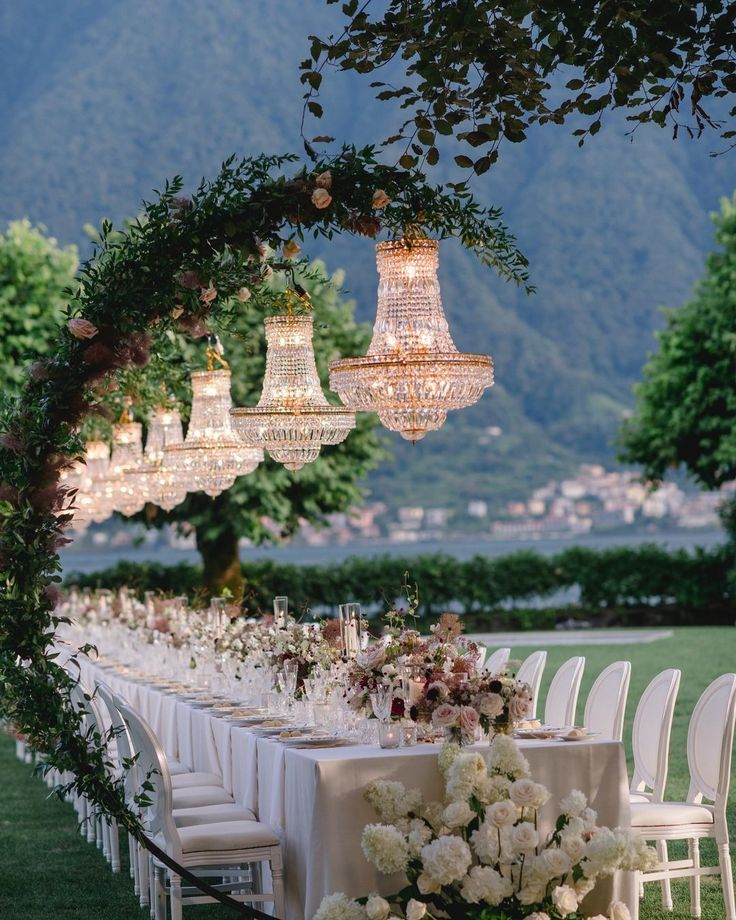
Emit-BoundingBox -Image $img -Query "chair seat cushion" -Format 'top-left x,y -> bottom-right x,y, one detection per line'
173,803 -> 256,827
174,820 -> 280,854
171,771 -> 223,789
171,786 -> 234,809
631,801 -> 714,828
168,758 -> 188,776
629,791 -> 653,804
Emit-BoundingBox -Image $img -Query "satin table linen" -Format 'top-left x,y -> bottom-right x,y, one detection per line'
259,737 -> 637,920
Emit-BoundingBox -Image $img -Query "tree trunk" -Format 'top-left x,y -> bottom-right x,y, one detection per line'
195,522 -> 244,602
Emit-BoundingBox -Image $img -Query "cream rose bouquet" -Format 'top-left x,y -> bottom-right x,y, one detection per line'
314,735 -> 656,920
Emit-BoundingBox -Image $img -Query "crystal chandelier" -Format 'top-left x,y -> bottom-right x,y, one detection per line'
165,349 -> 263,497
230,308 -> 355,472
62,440 -> 111,529
125,406 -> 187,512
329,239 -> 494,442
104,416 -> 145,515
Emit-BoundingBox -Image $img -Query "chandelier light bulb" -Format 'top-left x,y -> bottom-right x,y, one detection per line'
329,239 -> 494,442
230,313 -> 355,472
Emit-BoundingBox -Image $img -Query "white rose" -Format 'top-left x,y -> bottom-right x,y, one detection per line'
509,779 -> 548,809
552,885 -> 580,918
487,800 -> 518,828
443,801 -> 475,828
511,821 -> 539,853
560,832 -> 587,863
365,895 -> 390,920
405,900 -> 427,920
526,914 -> 551,920
416,873 -> 441,895
609,902 -> 631,920
542,847 -> 572,878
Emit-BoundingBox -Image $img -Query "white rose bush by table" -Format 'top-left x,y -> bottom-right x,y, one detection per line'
314,735 -> 656,920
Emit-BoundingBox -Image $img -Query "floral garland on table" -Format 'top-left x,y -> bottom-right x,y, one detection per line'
314,735 -> 656,920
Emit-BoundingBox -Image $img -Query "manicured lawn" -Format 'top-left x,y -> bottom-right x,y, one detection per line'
0,626 -> 733,919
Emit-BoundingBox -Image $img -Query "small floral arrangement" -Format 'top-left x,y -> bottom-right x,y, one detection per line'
314,735 -> 656,920
424,669 -> 533,745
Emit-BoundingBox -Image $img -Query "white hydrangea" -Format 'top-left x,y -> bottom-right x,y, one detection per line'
314,893 -> 367,920
364,780 -> 422,824
443,801 -> 475,828
361,825 -> 409,875
559,789 -> 587,817
460,865 -> 513,904
445,752 -> 487,802
581,827 -> 630,879
407,819 -> 433,856
470,820 -> 500,864
488,734 -> 530,779
422,800 -> 447,833
420,836 -> 473,887
437,740 -> 461,776
474,772 -> 511,805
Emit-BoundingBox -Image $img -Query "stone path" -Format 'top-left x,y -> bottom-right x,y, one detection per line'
468,628 -> 673,647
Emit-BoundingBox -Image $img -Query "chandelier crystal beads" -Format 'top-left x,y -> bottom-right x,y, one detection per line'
165,368 -> 263,497
329,239 -> 494,442
126,406 -> 187,512
230,314 -> 355,471
104,420 -> 145,515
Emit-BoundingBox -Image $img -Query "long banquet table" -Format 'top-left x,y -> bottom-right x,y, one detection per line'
82,658 -> 637,920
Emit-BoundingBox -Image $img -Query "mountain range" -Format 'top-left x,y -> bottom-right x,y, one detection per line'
1,0 -> 733,517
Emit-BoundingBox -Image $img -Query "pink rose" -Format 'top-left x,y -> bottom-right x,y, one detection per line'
237,287 -> 251,302
372,189 -> 391,209
509,695 -> 532,721
199,286 -> 217,305
315,170 -> 332,190
432,703 -> 460,729
459,705 -> 480,734
479,692 -> 504,718
170,305 -> 184,319
311,188 -> 332,209
67,318 -> 98,340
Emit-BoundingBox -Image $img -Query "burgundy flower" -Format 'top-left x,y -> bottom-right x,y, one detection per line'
176,271 -> 202,290
0,432 -> 23,453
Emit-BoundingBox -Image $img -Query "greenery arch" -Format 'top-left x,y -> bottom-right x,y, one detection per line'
0,146 -> 527,872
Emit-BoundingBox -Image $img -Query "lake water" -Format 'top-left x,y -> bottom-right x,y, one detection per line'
60,528 -> 726,574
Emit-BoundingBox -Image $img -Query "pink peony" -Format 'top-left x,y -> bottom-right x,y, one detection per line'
509,695 -> 532,721
67,318 -> 98,340
432,703 -> 460,729
312,187 -> 332,209
459,705 -> 480,735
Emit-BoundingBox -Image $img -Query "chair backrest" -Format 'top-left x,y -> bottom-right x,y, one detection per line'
544,656 -> 585,727
516,651 -> 547,720
485,647 -> 511,675
95,682 -> 138,802
583,660 -> 632,741
630,668 -> 681,800
686,673 -> 736,818
115,698 -> 180,854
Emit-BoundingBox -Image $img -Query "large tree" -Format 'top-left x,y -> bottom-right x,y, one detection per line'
303,0 -> 736,176
134,265 -> 383,599
619,192 -> 736,494
0,220 -> 78,391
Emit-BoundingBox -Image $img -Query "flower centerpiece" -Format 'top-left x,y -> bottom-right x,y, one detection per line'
314,735 -> 656,920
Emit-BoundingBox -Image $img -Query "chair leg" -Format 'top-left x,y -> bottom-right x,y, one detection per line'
129,834 -> 139,889
109,819 -> 120,873
689,839 -> 701,918
719,842 -> 736,920
154,866 -> 167,920
170,873 -> 183,920
149,854 -> 156,919
656,839 -> 673,911
270,851 -> 285,920
138,845 -> 150,907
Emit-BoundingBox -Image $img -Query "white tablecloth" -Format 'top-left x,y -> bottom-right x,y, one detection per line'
82,660 -> 636,920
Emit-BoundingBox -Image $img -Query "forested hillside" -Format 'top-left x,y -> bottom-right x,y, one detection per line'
1,0 -> 732,514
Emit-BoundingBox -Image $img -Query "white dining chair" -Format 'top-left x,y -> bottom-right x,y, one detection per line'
544,656 -> 585,727
516,650 -> 547,720
628,667 -> 681,910
117,698 -> 285,920
484,647 -> 511,674
96,683 -> 256,910
583,660 -> 631,741
632,673 -> 736,920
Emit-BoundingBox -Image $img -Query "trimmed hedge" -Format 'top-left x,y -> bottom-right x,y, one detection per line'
64,542 -> 735,628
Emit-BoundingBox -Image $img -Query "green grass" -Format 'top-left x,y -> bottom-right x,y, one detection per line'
521,626 -> 736,920
0,626 -> 733,919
